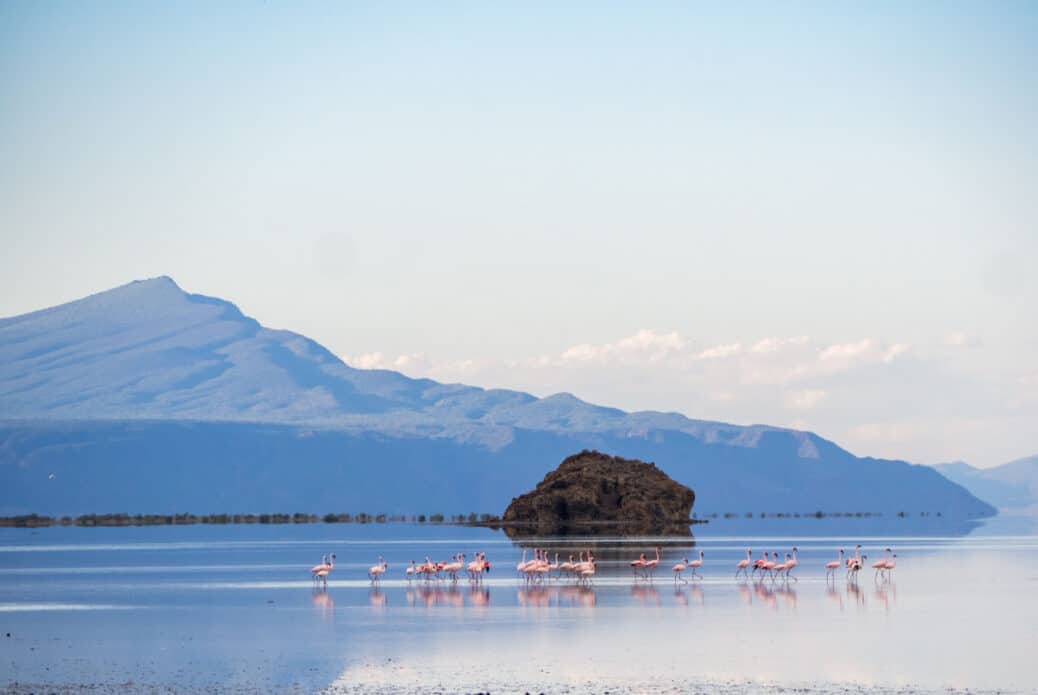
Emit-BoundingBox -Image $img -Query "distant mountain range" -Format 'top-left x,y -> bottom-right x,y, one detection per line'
934,456 -> 1038,513
0,277 -> 995,519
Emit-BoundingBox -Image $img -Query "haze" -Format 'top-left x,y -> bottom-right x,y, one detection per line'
1,2 -> 1035,467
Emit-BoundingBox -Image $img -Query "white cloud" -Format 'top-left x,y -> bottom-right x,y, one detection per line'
751,336 -> 809,354
818,338 -> 876,361
558,329 -> 687,365
696,342 -> 742,360
348,352 -> 389,369
881,343 -> 911,363
943,332 -> 982,348
785,389 -> 827,410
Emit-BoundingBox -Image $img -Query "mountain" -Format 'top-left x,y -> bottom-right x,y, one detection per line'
0,277 -> 995,520
934,456 -> 1038,512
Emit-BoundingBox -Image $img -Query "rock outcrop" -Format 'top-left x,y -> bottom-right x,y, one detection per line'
502,450 -> 695,536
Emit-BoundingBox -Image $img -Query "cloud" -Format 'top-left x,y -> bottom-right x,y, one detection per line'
818,338 -> 876,361
559,329 -> 687,365
943,332 -> 982,348
816,338 -> 911,370
696,342 -> 743,360
751,336 -> 809,354
348,352 -> 389,369
785,389 -> 827,410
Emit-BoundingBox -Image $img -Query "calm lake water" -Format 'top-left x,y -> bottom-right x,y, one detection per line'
1,517 -> 1036,693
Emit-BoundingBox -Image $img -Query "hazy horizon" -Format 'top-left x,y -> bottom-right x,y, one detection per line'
2,2 -> 1035,468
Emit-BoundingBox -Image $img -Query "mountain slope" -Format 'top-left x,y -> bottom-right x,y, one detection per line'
935,456 -> 1038,512
0,277 -> 996,519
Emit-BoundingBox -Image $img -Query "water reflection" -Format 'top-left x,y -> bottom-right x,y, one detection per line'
630,584 -> 660,605
511,537 -> 696,576
311,587 -> 334,621
514,584 -> 598,608
873,582 -> 896,612
847,581 -> 865,609
406,584 -> 464,608
826,583 -> 844,612
368,587 -> 386,609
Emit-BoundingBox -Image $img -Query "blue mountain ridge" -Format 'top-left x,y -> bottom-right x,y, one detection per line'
934,456 -> 1038,512
0,277 -> 996,519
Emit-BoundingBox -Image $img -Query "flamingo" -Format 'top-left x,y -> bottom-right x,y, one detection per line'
643,546 -> 662,580
405,559 -> 417,581
466,553 -> 483,581
630,552 -> 648,579
751,550 -> 769,579
848,554 -> 867,582
873,548 -> 891,581
311,553 -> 335,583
672,557 -> 688,583
845,544 -> 862,581
420,555 -> 438,581
785,547 -> 799,581
547,552 -> 561,579
825,549 -> 844,581
516,549 -> 529,578
686,550 -> 705,580
882,553 -> 897,581
761,552 -> 778,580
772,553 -> 791,582
368,556 -> 387,583
579,559 -> 596,585
735,548 -> 752,578
445,553 -> 464,582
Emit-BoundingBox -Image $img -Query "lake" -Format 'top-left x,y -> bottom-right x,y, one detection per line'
1,516 -> 1036,693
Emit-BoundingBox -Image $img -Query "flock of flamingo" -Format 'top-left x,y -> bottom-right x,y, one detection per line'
308,545 -> 898,587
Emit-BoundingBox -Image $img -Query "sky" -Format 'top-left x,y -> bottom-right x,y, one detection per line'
1,2 -> 1036,467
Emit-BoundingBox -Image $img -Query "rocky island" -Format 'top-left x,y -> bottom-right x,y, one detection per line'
501,450 -> 696,536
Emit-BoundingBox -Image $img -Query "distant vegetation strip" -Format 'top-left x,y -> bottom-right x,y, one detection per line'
0,509 -> 946,528
0,512 -> 504,528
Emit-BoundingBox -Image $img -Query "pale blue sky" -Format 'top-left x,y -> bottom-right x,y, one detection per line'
2,2 -> 1036,466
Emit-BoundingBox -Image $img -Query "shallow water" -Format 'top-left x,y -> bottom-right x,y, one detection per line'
0,519 -> 1036,693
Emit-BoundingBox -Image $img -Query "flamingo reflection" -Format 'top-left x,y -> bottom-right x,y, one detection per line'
311,587 -> 334,621
630,583 -> 660,606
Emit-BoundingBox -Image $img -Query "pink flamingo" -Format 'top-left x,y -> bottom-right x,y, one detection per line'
579,559 -> 596,585
872,548 -> 890,581
466,553 -> 484,581
630,552 -> 648,579
311,553 -> 335,584
735,548 -> 752,578
751,550 -> 769,579
686,550 -> 705,580
547,552 -> 561,580
672,557 -> 688,583
771,553 -> 790,582
444,553 -> 464,582
846,544 -> 862,569
882,553 -> 897,581
784,547 -> 798,581
825,549 -> 844,581
643,546 -> 662,580
847,554 -> 867,582
368,556 -> 387,583
516,549 -> 529,577
761,552 -> 778,580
